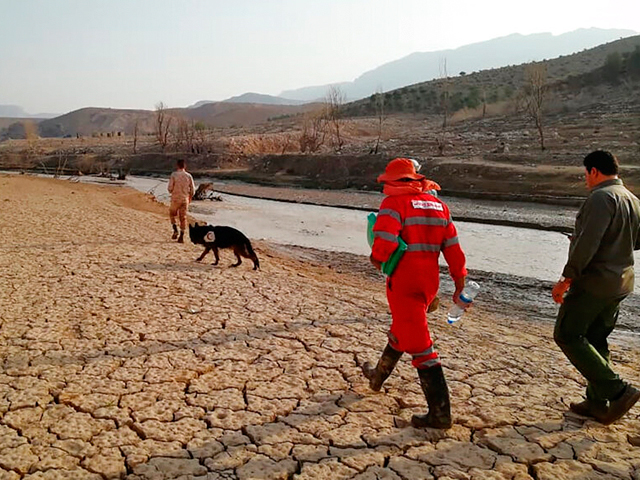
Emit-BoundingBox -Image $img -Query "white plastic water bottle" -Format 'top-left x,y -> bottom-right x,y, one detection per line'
447,281 -> 480,324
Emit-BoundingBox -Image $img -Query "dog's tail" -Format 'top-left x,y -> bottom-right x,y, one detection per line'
245,239 -> 260,270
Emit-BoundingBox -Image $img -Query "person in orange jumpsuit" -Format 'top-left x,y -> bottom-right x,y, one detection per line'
362,157 -> 468,429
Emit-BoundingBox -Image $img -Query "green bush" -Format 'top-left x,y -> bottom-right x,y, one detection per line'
603,52 -> 622,82
627,46 -> 640,76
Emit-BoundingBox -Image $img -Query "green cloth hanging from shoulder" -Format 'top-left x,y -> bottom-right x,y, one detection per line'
367,212 -> 407,276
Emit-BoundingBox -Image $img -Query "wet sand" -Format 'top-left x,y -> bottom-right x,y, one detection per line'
1,175 -> 640,480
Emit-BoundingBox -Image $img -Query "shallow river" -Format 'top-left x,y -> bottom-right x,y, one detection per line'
129,176 -> 577,282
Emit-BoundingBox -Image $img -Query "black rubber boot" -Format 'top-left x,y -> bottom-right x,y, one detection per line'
362,344 -> 403,391
569,398 -> 608,419
596,383 -> 640,425
172,224 -> 179,240
411,365 -> 453,429
177,231 -> 184,243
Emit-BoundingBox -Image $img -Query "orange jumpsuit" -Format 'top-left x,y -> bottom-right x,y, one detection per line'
372,192 -> 467,369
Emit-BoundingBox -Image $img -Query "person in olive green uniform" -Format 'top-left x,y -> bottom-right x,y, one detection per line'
553,150 -> 640,425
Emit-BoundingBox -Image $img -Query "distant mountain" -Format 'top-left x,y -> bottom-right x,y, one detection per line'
183,101 -> 316,127
0,105 -> 30,118
188,100 -> 215,109
31,112 -> 60,119
0,104 -> 58,119
279,82 -> 351,103
36,102 -> 318,137
280,28 -> 638,101
38,107 -> 156,137
222,92 -> 307,105
189,93 -> 307,108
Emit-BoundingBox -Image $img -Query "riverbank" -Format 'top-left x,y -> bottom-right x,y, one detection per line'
209,180 -> 579,233
2,174 -> 640,479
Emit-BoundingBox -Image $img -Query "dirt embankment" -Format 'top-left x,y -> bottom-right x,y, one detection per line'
3,100 -> 640,205
10,150 -> 594,205
209,154 -> 596,205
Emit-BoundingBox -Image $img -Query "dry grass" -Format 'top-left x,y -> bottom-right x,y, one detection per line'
224,132 -> 301,155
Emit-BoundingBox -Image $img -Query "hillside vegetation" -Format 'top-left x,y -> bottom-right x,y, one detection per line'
344,35 -> 640,117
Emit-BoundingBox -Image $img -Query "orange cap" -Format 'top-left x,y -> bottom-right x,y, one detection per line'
377,158 -> 425,183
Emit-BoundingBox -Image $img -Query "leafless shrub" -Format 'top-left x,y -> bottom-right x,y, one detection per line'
133,120 -> 139,154
519,63 -> 549,150
370,87 -> 385,154
193,122 -> 209,154
299,110 -> 328,153
439,58 -> 451,129
325,85 -> 346,152
228,133 -> 298,155
174,117 -> 196,152
155,102 -> 173,151
54,152 -> 68,178
76,155 -> 98,174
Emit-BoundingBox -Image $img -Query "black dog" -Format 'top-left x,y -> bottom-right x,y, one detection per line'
189,222 -> 260,270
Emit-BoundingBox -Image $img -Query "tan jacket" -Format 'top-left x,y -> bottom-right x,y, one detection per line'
168,170 -> 195,202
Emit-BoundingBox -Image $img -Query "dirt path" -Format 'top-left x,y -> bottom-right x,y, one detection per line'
1,175 -> 640,479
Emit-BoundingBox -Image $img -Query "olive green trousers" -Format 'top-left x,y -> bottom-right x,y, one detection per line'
554,287 -> 627,404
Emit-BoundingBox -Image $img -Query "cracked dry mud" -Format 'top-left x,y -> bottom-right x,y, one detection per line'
1,176 -> 640,480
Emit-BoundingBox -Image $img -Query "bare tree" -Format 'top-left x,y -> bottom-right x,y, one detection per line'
193,122 -> 207,153
439,58 -> 450,129
521,63 -> 548,150
299,109 -> 328,153
371,87 -> 385,154
325,85 -> 346,152
23,120 -> 39,155
132,120 -> 139,154
174,117 -> 195,152
436,58 -> 450,155
481,87 -> 487,119
155,102 -> 172,151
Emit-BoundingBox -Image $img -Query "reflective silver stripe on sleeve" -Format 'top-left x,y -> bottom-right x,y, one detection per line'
442,237 -> 460,248
378,208 -> 402,223
406,243 -> 441,252
374,231 -> 399,243
404,217 -> 449,227
417,358 -> 441,368
411,346 -> 437,358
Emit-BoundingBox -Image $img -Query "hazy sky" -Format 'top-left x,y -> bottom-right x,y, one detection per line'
1,0 -> 639,114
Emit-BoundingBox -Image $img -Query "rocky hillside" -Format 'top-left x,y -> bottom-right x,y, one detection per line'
344,35 -> 640,117
32,102 -> 317,138
37,107 -> 156,137
281,28 -> 638,101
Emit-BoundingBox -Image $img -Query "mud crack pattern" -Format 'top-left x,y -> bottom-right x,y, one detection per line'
1,176 -> 640,479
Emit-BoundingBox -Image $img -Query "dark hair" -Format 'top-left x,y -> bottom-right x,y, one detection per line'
177,159 -> 186,169
583,150 -> 619,175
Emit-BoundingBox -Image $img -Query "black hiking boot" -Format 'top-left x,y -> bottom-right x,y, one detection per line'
411,365 -> 453,430
177,231 -> 184,243
172,224 -> 179,240
362,344 -> 403,391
